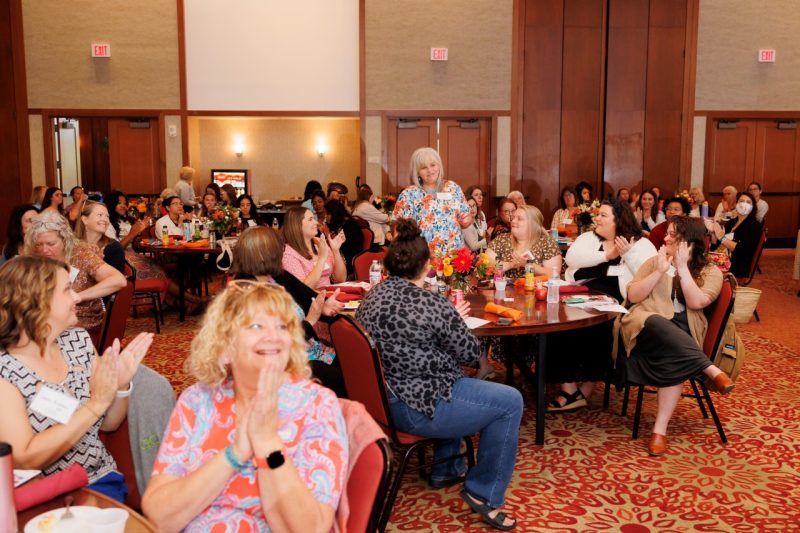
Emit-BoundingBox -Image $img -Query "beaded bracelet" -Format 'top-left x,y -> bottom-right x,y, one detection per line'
223,445 -> 248,472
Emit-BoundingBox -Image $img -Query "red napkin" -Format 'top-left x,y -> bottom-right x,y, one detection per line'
14,464 -> 89,511
322,284 -> 365,296
326,291 -> 362,302
559,285 -> 590,294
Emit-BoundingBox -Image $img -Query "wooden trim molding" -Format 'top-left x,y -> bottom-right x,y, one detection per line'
29,108 -> 181,116
679,0 -> 700,191
41,114 -> 55,187
10,0 -> 31,199
510,0 -> 524,190
177,0 -> 189,164
186,110 -> 360,117
358,0 -> 366,182
695,110 -> 800,119
157,113 -> 168,188
382,110 -> 510,119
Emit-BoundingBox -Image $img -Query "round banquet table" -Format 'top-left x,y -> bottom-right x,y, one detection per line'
139,242 -> 222,321
467,286 -> 619,445
17,487 -> 155,532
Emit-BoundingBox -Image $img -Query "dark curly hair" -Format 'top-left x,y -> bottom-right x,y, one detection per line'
669,216 -> 708,284
600,197 -> 642,241
4,204 -> 39,261
662,196 -> 691,216
384,218 -> 430,280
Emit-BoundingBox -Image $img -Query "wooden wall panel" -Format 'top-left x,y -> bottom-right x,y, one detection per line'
439,119 -> 490,191
521,0 -> 563,211
559,0 -> 604,206
642,0 -> 687,195
603,0 -> 648,195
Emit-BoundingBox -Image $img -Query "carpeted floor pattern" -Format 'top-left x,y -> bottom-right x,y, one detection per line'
125,250 -> 800,532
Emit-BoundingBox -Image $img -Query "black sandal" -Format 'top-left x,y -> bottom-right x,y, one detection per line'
547,390 -> 587,413
459,489 -> 517,531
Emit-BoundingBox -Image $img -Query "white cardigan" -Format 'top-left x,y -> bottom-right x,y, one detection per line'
565,231 -> 657,300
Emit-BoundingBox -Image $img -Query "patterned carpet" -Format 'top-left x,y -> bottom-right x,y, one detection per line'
125,250 -> 800,532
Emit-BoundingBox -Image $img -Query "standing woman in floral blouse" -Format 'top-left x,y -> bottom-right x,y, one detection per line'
392,147 -> 473,257
357,218 -> 522,531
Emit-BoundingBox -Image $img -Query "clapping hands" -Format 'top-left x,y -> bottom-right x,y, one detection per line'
656,245 -> 673,273
673,241 -> 692,270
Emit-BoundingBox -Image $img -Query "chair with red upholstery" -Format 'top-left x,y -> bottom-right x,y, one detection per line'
124,260 -> 164,333
97,280 -> 135,353
737,226 -> 766,321
360,225 -> 375,250
329,314 -> 475,532
623,273 -> 737,443
352,248 -> 387,283
343,438 -> 391,532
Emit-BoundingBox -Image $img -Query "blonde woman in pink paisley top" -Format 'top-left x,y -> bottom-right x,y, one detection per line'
143,282 -> 347,532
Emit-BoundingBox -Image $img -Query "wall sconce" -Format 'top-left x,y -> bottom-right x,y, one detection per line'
316,142 -> 328,157
233,136 -> 245,158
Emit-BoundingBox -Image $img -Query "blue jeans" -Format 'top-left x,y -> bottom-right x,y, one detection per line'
389,377 -> 523,508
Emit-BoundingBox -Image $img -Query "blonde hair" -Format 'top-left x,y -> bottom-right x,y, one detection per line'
24,211 -> 76,262
513,205 -> 547,249
74,201 -> 112,249
408,147 -> 444,190
179,166 -> 195,182
0,256 -> 69,356
689,187 -> 704,204
187,282 -> 311,386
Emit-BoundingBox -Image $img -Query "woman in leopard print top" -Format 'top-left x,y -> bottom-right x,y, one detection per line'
356,218 -> 523,530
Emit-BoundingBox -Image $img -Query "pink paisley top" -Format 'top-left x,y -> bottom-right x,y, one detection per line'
151,377 -> 348,532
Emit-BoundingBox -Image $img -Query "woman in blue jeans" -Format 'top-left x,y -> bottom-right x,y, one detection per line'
356,218 -> 522,531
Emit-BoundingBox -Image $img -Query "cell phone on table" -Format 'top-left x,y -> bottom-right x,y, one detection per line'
496,317 -> 513,326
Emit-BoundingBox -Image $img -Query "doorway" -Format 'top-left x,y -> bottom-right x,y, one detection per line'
385,117 -> 491,195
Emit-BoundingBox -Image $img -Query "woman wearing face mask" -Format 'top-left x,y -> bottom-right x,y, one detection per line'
707,192 -> 761,278
352,184 -> 390,245
392,147 -> 473,257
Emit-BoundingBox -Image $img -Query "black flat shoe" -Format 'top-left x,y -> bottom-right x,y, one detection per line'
459,489 -> 517,531
428,474 -> 466,489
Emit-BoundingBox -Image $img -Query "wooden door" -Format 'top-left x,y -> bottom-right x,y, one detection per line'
753,120 -> 800,239
439,118 -> 490,192
108,118 -> 161,195
705,118 -> 800,242
386,118 -> 436,193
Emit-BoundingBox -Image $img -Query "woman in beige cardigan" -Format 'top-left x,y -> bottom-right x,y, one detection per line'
617,216 -> 734,457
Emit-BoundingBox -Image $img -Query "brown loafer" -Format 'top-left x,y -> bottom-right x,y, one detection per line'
647,432 -> 667,456
711,372 -> 736,395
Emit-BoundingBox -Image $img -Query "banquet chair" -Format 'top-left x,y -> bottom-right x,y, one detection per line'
622,273 -> 737,443
353,248 -> 387,283
737,226 -> 767,321
344,437 -> 391,532
329,314 -> 475,532
124,260 -> 164,333
361,225 -> 375,250
97,279 -> 135,353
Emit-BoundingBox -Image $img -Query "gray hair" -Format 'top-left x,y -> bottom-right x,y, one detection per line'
24,211 -> 76,262
408,147 -> 444,191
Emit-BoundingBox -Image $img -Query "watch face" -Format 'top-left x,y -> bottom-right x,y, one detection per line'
267,450 -> 285,469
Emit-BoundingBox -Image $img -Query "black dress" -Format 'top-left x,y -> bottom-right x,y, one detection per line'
725,216 -> 761,278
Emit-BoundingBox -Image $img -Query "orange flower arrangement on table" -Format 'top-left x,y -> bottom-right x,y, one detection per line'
433,248 -> 494,292
209,205 -> 239,236
571,200 -> 601,234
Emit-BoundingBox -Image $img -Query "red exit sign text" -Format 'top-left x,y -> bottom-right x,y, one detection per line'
92,43 -> 111,58
758,49 -> 775,63
430,47 -> 448,61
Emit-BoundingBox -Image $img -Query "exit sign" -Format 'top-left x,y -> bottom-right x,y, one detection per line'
758,49 -> 775,62
91,43 -> 111,58
430,47 -> 448,61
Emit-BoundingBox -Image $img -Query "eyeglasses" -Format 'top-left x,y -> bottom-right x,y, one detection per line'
227,279 -> 281,292
501,209 -> 516,215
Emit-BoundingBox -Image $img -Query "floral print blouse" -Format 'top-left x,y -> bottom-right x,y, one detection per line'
488,233 -> 560,279
151,378 -> 347,532
392,181 -> 470,257
71,242 -> 107,330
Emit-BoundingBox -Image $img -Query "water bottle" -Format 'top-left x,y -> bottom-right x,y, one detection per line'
161,224 -> 169,246
700,201 -> 709,218
183,221 -> 191,242
436,268 -> 447,297
547,265 -> 560,303
369,260 -> 382,288
193,220 -> 202,241
524,259 -> 535,291
0,442 -> 17,533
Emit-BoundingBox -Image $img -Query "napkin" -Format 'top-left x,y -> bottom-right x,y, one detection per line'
322,284 -> 366,296
14,464 -> 89,511
559,284 -> 590,294
484,302 -> 522,322
325,291 -> 362,302
180,239 -> 209,248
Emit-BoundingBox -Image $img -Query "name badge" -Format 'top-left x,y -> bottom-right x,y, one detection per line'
69,267 -> 80,283
666,265 -> 677,278
563,218 -> 572,225
607,264 -> 625,277
30,385 -> 80,424
247,219 -> 257,227
436,192 -> 453,202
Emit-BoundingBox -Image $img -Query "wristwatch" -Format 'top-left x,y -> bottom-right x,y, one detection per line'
253,449 -> 285,470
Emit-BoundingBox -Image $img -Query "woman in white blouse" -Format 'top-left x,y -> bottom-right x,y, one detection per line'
634,189 -> 665,237
351,184 -> 390,246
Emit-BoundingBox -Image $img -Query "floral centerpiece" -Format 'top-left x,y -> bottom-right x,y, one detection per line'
209,205 -> 239,236
433,248 -> 495,292
375,194 -> 397,215
127,197 -> 149,220
572,199 -> 601,234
